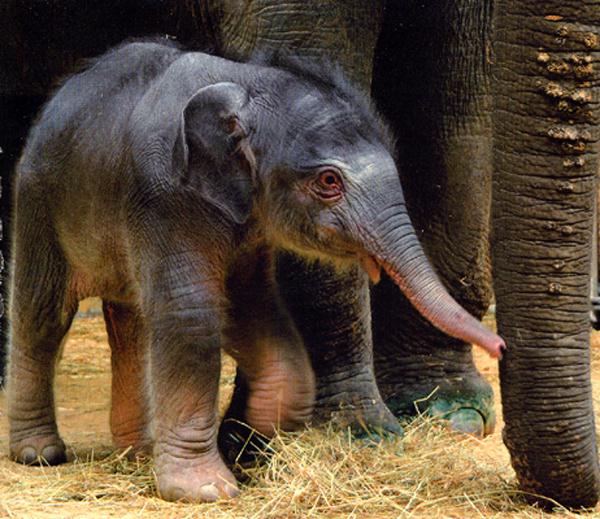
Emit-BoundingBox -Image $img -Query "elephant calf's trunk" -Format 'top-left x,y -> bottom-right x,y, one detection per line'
378,253 -> 505,359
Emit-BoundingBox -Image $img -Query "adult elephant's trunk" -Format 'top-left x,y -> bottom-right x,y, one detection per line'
493,0 -> 600,509
359,211 -> 505,359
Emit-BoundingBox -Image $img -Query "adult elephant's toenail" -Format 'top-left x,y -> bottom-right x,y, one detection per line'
447,408 -> 485,438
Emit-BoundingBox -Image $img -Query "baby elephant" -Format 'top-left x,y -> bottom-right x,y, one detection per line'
7,40 -> 505,502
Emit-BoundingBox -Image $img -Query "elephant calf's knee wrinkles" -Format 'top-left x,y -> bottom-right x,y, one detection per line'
10,419 -> 57,437
157,428 -> 217,457
9,409 -> 56,427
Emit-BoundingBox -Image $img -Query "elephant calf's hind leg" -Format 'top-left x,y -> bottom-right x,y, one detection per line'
220,249 -> 315,464
7,202 -> 74,465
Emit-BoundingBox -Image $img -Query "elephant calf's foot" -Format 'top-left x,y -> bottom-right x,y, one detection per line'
155,450 -> 239,502
112,435 -> 151,461
10,434 -> 67,466
218,419 -> 273,472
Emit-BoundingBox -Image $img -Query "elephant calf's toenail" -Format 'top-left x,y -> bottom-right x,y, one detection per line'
19,446 -> 39,465
199,483 -> 220,502
225,483 -> 241,499
41,445 -> 66,465
165,486 -> 187,502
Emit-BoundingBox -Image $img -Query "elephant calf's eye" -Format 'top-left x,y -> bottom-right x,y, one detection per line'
308,168 -> 344,203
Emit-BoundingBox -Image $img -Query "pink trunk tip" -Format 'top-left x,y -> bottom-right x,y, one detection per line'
380,259 -> 507,359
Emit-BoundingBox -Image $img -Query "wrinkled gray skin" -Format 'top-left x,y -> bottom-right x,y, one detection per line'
0,7 -> 497,443
216,1 -> 499,454
6,41 -> 503,502
2,0 -> 599,509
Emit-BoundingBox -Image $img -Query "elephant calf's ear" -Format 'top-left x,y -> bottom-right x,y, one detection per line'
173,82 -> 257,224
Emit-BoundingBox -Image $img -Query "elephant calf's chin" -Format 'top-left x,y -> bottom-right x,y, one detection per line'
358,253 -> 382,284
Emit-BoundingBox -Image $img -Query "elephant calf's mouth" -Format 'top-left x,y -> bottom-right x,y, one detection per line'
357,252 -> 382,284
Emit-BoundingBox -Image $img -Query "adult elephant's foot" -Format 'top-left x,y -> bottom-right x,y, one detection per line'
154,448 -> 239,502
374,322 -> 495,438
429,392 -> 495,437
275,255 -> 404,441
218,379 -> 404,467
312,377 -> 405,441
381,371 -> 495,437
10,434 -> 67,465
371,264 -> 496,439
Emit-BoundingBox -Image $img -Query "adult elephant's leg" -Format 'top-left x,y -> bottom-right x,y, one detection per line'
210,0 -> 401,436
370,0 -> 495,436
209,0 -> 381,87
277,254 -> 401,436
493,1 -> 600,508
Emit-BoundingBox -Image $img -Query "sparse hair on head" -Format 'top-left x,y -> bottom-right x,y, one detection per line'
248,50 -> 397,156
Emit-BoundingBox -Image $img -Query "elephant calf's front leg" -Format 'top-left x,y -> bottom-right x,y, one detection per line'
147,290 -> 238,503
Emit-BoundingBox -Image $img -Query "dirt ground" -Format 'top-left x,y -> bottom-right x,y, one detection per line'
1,302 -> 600,518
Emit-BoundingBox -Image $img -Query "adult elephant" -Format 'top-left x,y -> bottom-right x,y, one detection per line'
1,0 -> 598,509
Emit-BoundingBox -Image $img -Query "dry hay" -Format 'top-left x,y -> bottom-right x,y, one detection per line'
1,311 -> 600,518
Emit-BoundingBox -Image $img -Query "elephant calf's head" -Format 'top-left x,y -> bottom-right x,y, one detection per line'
174,56 -> 505,359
